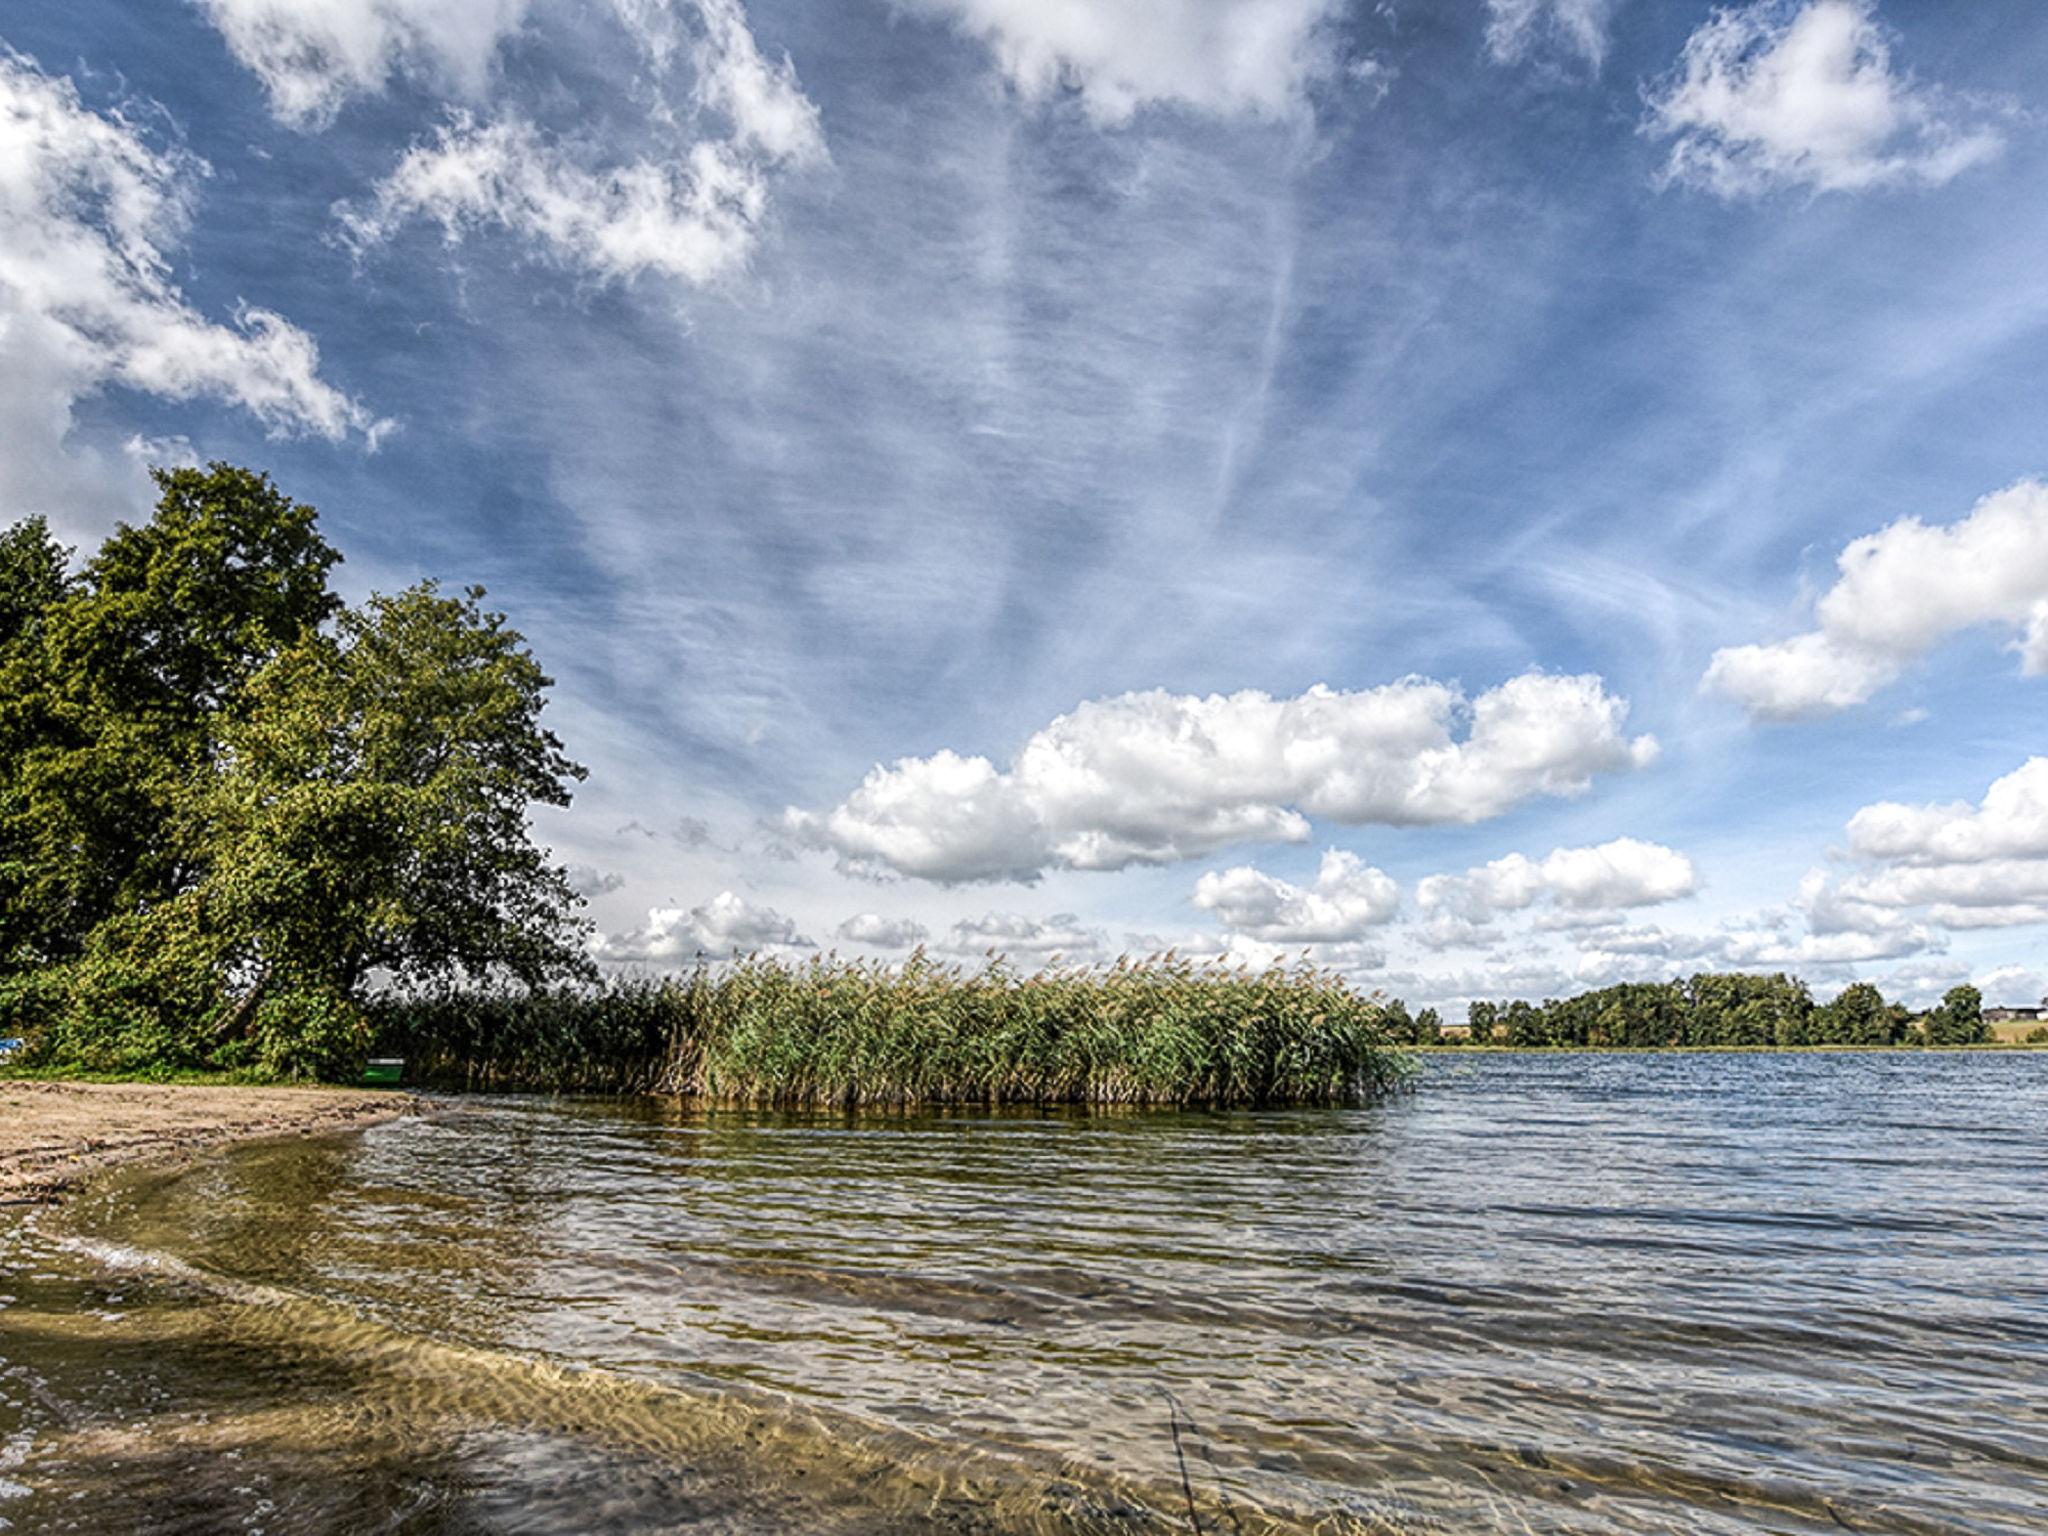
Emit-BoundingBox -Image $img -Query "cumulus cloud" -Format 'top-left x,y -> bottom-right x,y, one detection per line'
1418,838 -> 1697,931
1484,0 -> 1621,68
941,912 -> 1105,959
592,890 -> 811,961
1718,922 -> 1938,966
785,672 -> 1657,883
835,912 -> 931,949
195,0 -> 535,126
1792,760 -> 2048,935
1705,481 -> 2048,720
1644,0 -> 2003,197
1194,849 -> 1399,942
1847,757 -> 2048,866
331,0 -> 823,286
0,49 -> 379,526
898,0 -> 1348,123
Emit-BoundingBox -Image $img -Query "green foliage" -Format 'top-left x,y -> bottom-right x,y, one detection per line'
0,516 -> 71,653
195,581 -> 590,1000
13,900 -> 233,1074
1457,972 -> 1978,1051
372,954 -> 1411,1108
1922,985 -> 1987,1047
253,988 -> 372,1081
2024,1026 -> 2048,1045
1466,1000 -> 1498,1044
1,466 -> 341,967
1,465 -> 589,1080
1811,981 -> 1894,1046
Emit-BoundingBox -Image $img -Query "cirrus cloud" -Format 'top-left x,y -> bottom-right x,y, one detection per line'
784,671 -> 1659,883
896,0 -> 1350,124
338,0 -> 824,288
1484,0 -> 1621,69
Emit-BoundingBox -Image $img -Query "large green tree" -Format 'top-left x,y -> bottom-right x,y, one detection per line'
0,467 -> 341,967
195,581 -> 591,1006
1,467 -> 590,1077
1922,984 -> 1987,1047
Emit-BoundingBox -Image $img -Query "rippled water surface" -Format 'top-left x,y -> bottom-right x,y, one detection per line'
4,1052 -> 2047,1533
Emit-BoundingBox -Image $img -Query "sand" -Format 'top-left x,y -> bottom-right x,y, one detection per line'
0,1079 -> 414,1205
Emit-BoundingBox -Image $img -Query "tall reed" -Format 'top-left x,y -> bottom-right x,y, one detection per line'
371,952 -> 1408,1107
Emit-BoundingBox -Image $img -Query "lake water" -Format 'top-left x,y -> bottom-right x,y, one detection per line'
3,1052 -> 2046,1533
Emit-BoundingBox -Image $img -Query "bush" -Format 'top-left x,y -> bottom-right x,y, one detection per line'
254,988 -> 370,1081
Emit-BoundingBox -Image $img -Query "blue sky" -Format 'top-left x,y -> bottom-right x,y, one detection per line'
6,0 -> 2047,1012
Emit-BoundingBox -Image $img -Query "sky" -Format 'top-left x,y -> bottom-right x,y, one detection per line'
5,0 -> 2047,1016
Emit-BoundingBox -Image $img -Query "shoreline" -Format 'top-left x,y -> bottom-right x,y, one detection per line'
0,1079 -> 415,1206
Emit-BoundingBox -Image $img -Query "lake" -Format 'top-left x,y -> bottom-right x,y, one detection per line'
3,1052 -> 2045,1533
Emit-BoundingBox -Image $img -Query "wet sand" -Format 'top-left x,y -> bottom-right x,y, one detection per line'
0,1079 -> 414,1204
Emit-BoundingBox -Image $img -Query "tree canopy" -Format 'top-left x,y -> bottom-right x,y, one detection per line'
0,465 -> 590,1077
1456,972 -> 1982,1049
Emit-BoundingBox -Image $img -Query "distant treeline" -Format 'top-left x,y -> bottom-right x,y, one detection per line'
1376,974 -> 1997,1049
370,954 -> 1411,1107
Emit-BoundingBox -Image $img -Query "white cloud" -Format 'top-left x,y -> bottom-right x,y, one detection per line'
1838,860 -> 2048,919
1484,0 -> 1620,69
693,0 -> 826,162
1719,923 -> 1938,966
592,889 -> 811,961
941,911 -> 1105,959
339,2 -> 823,287
785,672 -> 1657,883
0,50 -> 379,527
835,912 -> 931,949
343,118 -> 767,285
1978,965 -> 2048,1007
1789,760 -> 2048,937
1645,0 -> 2002,197
1705,481 -> 2048,720
1847,757 -> 2048,865
898,0 -> 1347,123
195,0 -> 535,127
1194,849 -> 1399,942
1418,837 -> 1697,927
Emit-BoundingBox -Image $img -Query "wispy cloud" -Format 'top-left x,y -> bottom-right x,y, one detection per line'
0,47 -> 379,533
897,0 -> 1351,123
1645,0 -> 2004,196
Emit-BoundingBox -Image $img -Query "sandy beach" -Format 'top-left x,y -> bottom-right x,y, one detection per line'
0,1080 -> 414,1205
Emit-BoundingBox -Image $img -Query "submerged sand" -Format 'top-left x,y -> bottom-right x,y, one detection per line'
0,1079 -> 413,1204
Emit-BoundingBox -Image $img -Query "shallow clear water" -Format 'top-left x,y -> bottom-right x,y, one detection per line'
4,1052 -> 2047,1533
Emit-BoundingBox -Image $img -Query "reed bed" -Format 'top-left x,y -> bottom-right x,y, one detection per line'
371,953 -> 1409,1107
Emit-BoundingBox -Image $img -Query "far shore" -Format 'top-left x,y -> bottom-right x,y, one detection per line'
0,1079 -> 414,1206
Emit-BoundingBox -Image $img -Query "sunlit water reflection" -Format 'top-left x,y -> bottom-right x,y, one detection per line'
4,1052 -> 2046,1532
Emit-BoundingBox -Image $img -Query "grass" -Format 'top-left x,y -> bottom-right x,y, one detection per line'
370,953 -> 1411,1107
